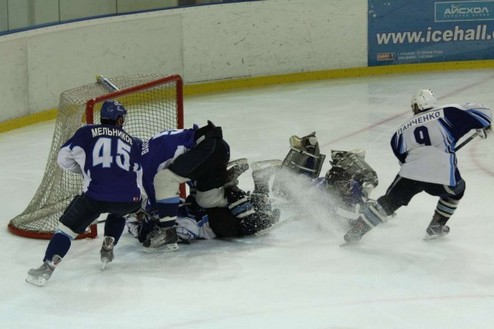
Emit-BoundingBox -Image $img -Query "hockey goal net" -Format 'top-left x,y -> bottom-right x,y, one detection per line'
8,74 -> 184,239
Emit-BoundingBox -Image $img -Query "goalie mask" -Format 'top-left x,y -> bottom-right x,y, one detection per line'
280,132 -> 326,179
325,150 -> 378,203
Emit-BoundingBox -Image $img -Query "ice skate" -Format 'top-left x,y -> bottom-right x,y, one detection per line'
424,224 -> 450,240
224,158 -> 249,187
251,160 -> 282,195
100,236 -> 115,270
143,226 -> 179,251
342,218 -> 372,246
26,255 -> 62,287
423,212 -> 450,240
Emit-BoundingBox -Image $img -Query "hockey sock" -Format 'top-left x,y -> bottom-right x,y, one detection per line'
156,196 -> 180,228
104,215 -> 126,245
43,232 -> 71,262
435,198 -> 459,222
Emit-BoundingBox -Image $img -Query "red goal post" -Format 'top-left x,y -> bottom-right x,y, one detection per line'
8,74 -> 184,239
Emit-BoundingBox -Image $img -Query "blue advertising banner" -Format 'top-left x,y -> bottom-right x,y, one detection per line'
368,0 -> 494,66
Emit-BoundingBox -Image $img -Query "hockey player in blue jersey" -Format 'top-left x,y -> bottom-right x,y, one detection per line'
137,121 -> 280,250
343,89 -> 492,243
26,100 -> 142,286
138,120 -> 229,250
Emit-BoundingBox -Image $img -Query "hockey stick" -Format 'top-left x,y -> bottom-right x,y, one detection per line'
455,131 -> 480,151
96,74 -> 119,91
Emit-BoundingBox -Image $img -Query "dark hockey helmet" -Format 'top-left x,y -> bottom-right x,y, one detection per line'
100,100 -> 127,120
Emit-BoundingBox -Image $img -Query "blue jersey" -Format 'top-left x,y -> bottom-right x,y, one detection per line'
141,128 -> 196,207
391,103 -> 492,185
57,124 -> 142,202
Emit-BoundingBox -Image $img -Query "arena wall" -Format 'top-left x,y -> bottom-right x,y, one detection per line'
0,0 -> 492,130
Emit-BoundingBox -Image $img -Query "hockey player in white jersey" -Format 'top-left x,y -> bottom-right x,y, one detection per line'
344,89 -> 492,243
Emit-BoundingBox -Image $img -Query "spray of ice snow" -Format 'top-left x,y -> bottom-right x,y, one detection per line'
269,169 -> 350,237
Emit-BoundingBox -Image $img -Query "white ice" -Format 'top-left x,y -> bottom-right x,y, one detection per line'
1,70 -> 494,329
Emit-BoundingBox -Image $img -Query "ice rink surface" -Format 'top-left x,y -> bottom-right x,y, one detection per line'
1,70 -> 494,329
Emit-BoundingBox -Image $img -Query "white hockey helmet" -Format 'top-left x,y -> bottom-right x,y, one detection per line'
411,89 -> 437,113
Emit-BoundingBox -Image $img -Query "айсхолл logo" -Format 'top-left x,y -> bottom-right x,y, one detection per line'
435,1 -> 494,22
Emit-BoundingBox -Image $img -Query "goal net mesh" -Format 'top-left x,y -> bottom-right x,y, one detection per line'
8,74 -> 183,239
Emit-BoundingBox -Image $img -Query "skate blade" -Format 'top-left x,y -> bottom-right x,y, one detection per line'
339,241 -> 358,247
25,275 -> 47,287
251,159 -> 282,172
101,260 -> 109,271
423,233 -> 447,241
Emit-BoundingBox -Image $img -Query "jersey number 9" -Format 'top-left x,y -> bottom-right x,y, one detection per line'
414,126 -> 431,146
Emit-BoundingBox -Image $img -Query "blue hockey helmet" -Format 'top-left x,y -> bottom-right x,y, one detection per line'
100,100 -> 127,120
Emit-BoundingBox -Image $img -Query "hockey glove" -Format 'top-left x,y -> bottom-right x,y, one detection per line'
477,125 -> 491,139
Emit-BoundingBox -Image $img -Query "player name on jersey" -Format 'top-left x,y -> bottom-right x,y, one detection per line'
91,127 -> 134,145
141,140 -> 150,155
397,111 -> 442,134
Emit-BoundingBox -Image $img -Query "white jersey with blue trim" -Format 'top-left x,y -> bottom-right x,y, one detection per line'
391,103 -> 491,186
